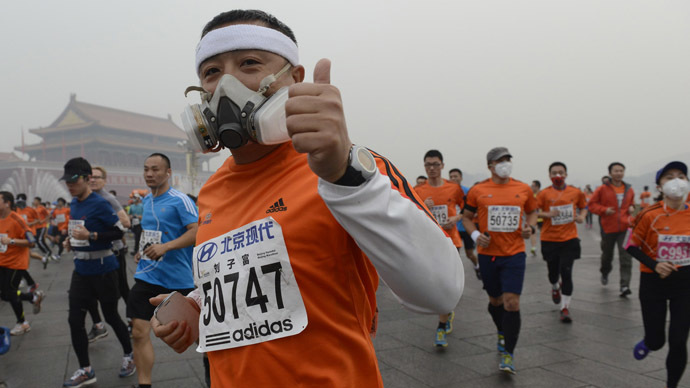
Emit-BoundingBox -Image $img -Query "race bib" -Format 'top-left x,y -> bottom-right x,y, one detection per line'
487,206 -> 521,232
140,230 -> 162,261
551,204 -> 574,225
430,205 -> 448,224
132,217 -> 140,226
657,235 -> 690,267
56,214 -> 66,223
194,217 -> 307,352
0,233 -> 7,253
68,220 -> 89,247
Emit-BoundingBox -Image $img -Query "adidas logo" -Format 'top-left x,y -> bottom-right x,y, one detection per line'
266,198 -> 287,213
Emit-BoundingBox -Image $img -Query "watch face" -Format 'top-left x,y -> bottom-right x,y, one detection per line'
356,148 -> 376,173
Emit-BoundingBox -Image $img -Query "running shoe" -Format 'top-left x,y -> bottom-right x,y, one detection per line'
633,339 -> 649,360
434,328 -> 448,348
0,327 -> 10,355
551,286 -> 561,305
530,247 -> 536,257
497,332 -> 506,353
560,308 -> 572,323
620,287 -> 632,298
474,266 -> 482,280
42,256 -> 48,269
445,311 -> 455,334
27,282 -> 39,294
10,322 -> 30,336
600,274 -> 608,286
63,368 -> 96,387
32,290 -> 45,314
87,324 -> 108,343
50,254 -> 59,262
119,354 -> 136,377
499,352 -> 516,374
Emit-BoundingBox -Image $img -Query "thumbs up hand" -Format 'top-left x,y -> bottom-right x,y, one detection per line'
285,58 -> 352,182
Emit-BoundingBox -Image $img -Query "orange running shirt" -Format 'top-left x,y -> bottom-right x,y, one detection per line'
195,143 -> 428,388
464,178 -> 537,257
639,191 -> 653,209
536,185 -> 587,242
0,212 -> 32,270
36,206 -> 50,228
53,208 -> 70,231
629,202 -> 690,273
613,184 -> 626,208
16,207 -> 38,235
414,179 -> 464,247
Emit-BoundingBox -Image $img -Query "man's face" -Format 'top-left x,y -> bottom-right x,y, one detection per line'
66,177 -> 89,198
144,156 -> 170,190
90,169 -> 105,191
549,166 -> 567,180
610,165 -> 625,182
449,171 -> 462,185
0,198 -> 9,212
424,157 -> 444,179
199,23 -> 304,99
32,199 -> 41,207
488,155 -> 511,175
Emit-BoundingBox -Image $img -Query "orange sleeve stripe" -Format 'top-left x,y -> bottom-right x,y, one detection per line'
370,150 -> 437,224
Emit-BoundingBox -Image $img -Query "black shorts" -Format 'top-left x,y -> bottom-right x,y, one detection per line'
127,279 -> 194,321
541,238 -> 581,262
68,269 -> 120,303
459,231 -> 475,250
478,252 -> 526,297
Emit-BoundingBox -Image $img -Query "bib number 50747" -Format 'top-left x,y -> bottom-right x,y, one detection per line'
202,263 -> 283,325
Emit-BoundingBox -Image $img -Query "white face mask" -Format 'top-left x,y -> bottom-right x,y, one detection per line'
494,161 -> 513,178
661,178 -> 690,200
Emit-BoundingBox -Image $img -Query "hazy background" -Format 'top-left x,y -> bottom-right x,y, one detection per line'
1,0 -> 688,191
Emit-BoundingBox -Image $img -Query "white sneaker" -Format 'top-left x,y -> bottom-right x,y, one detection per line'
10,322 -> 30,336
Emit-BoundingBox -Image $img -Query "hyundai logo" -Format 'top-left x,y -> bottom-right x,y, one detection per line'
197,242 -> 218,263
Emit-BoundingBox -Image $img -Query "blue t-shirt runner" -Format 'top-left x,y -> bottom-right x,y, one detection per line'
70,192 -> 120,276
135,188 -> 198,289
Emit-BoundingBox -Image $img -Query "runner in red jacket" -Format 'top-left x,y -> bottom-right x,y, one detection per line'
587,162 -> 635,297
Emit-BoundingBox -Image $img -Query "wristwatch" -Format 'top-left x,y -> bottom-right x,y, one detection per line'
89,232 -> 97,241
9,239 -> 15,245
333,145 -> 377,187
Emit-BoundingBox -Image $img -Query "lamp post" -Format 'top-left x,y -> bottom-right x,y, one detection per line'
177,140 -> 198,194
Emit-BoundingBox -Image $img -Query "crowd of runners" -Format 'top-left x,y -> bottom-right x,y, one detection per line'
1,8 -> 689,388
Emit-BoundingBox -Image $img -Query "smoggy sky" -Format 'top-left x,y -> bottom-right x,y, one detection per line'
1,0 -> 688,189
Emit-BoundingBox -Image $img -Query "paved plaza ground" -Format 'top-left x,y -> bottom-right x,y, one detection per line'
1,224 -> 688,387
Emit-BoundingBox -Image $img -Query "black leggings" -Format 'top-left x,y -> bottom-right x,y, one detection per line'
547,257 -> 575,295
0,268 -> 33,323
639,271 -> 690,388
68,270 -> 132,367
57,232 -> 67,256
34,228 -> 53,256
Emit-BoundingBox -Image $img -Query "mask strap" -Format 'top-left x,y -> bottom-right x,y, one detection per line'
258,63 -> 292,95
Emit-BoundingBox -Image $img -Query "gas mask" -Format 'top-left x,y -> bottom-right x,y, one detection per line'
181,63 -> 292,152
494,161 -> 513,178
661,178 -> 690,200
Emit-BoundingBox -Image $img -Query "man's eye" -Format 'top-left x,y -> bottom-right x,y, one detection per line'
241,59 -> 260,66
203,67 -> 220,77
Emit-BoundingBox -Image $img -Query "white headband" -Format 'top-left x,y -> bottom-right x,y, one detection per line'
195,24 -> 299,75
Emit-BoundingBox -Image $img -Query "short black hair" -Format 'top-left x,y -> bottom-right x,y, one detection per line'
416,175 -> 427,180
109,190 -> 117,197
147,153 -> 171,169
449,168 -> 462,176
16,193 -> 27,201
0,191 -> 15,210
34,196 -> 42,203
532,180 -> 541,189
549,162 -> 567,173
57,197 -> 66,205
202,10 -> 297,45
424,150 -> 443,162
644,185 -> 649,191
187,194 -> 198,204
608,162 -> 625,173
